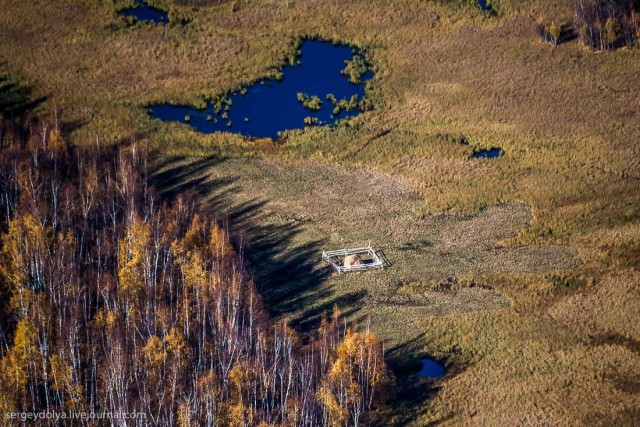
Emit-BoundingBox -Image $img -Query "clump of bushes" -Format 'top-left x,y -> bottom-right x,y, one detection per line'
297,93 -> 323,110
341,55 -> 368,84
270,70 -> 284,81
574,0 -> 640,50
193,98 -> 208,109
303,116 -> 319,125
535,15 -> 562,46
329,94 -> 367,116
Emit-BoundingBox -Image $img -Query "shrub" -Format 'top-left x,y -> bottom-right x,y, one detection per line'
341,55 -> 368,84
297,93 -> 323,110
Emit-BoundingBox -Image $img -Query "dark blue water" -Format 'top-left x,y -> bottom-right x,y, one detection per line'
473,148 -> 501,158
418,358 -> 446,378
478,0 -> 494,13
121,0 -> 169,24
149,40 -> 373,139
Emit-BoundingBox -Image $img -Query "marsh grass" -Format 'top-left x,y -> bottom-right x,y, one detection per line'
1,0 -> 639,424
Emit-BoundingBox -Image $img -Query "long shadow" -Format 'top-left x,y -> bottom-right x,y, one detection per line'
558,24 -> 578,45
222,197 -> 338,334
150,156 -> 364,337
151,156 -> 458,422
373,333 -> 449,426
0,74 -> 47,117
376,249 -> 393,268
294,289 -> 368,334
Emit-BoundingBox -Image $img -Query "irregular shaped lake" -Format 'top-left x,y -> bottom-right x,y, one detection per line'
473,147 -> 501,158
149,40 -> 373,139
121,0 -> 169,24
417,358 -> 446,378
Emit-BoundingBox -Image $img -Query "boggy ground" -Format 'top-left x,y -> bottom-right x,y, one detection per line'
3,0 -> 639,424
153,155 -> 577,345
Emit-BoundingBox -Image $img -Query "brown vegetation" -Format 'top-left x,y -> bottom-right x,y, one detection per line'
0,115 -> 388,425
574,0 -> 640,50
1,0 -> 639,424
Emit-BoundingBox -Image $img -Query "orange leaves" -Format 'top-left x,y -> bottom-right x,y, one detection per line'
0,114 -> 391,424
94,309 -> 118,332
143,336 -> 166,371
0,214 -> 51,292
228,361 -> 253,424
166,327 -> 188,357
49,355 -> 84,405
177,402 -> 195,427
317,382 -> 348,426
5,319 -> 39,393
182,212 -> 233,259
117,214 -> 151,302
0,351 -> 21,413
183,213 -> 207,251
210,222 -> 232,259
319,328 -> 388,426
48,128 -> 67,151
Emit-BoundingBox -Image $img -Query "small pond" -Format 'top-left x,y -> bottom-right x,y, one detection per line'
417,358 -> 446,378
121,0 -> 169,24
473,147 -> 501,158
149,40 -> 374,139
478,0 -> 493,12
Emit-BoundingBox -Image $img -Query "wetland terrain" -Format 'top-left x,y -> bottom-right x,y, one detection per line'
1,0 -> 639,425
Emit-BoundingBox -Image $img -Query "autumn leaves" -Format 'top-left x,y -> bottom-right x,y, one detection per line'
0,115 -> 388,425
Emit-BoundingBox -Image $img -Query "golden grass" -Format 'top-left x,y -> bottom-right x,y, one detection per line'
1,0 -> 639,424
417,309 -> 640,425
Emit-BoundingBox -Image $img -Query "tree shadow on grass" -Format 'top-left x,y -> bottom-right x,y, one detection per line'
372,333 -> 450,426
558,24 -> 578,45
150,156 -> 365,337
0,73 -> 47,117
294,289 -> 368,336
151,156 -> 461,422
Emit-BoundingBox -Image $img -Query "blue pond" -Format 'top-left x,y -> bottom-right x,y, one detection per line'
418,358 -> 446,378
121,0 -> 169,24
478,0 -> 492,12
473,148 -> 501,158
149,40 -> 373,139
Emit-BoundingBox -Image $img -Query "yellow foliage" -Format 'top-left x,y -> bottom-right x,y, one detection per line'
143,336 -> 166,381
0,352 -> 21,412
13,318 -> 38,368
117,216 -> 151,299
177,402 -> 194,427
165,327 -> 187,356
317,383 -> 347,426
209,223 -> 232,258
184,213 -> 206,251
0,214 -> 50,291
95,309 -> 118,331
229,402 -> 249,427
0,318 -> 40,398
106,311 -> 118,330
229,363 -> 248,396
49,355 -> 84,403
48,128 -> 67,150
323,328 -> 387,421
182,251 -> 208,290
